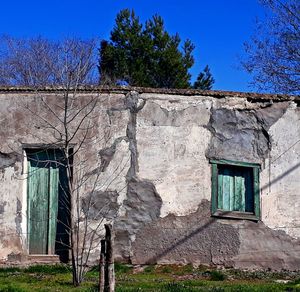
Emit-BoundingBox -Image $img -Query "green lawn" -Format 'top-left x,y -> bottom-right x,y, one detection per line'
0,264 -> 300,291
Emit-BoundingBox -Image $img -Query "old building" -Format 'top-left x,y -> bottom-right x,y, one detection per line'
0,87 -> 299,270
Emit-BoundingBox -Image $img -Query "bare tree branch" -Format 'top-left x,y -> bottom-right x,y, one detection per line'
242,0 -> 300,94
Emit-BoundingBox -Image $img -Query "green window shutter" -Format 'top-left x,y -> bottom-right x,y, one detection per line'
217,170 -> 223,210
218,166 -> 253,212
211,163 -> 218,213
234,169 -> 246,212
48,165 -> 59,254
245,169 -> 254,212
253,167 -> 260,218
215,163 -> 258,213
211,160 -> 260,220
220,168 -> 234,211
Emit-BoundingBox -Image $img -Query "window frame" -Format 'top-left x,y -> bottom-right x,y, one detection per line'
210,159 -> 260,221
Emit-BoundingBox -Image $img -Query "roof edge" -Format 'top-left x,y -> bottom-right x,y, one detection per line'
0,86 -> 298,101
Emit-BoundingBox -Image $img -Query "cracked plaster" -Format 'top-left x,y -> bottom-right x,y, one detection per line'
0,91 -> 300,270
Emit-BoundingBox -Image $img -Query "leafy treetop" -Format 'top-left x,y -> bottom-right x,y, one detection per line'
193,65 -> 215,90
99,9 -> 214,90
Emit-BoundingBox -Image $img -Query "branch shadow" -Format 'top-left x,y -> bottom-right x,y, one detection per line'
261,161 -> 300,192
145,217 -> 217,264
145,162 -> 300,264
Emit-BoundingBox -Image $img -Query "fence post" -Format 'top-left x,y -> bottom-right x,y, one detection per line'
99,239 -> 106,292
104,224 -> 115,292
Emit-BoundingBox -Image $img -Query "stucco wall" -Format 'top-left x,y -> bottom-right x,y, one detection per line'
0,88 -> 299,270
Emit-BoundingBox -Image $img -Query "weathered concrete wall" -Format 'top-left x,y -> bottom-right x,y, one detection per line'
0,88 -> 299,270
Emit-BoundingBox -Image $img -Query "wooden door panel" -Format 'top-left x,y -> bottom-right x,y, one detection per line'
48,166 -> 59,254
27,149 -> 61,255
28,157 -> 49,254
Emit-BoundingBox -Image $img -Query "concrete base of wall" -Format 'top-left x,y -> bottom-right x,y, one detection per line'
4,253 -> 60,265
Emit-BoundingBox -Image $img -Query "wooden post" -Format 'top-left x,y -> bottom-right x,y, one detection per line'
99,239 -> 106,292
104,224 -> 115,292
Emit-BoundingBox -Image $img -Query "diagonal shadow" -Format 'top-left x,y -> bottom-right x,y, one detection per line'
145,162 -> 300,264
260,161 -> 300,192
145,217 -> 217,264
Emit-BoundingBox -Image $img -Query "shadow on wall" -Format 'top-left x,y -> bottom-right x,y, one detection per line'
132,200 -> 240,266
144,217 -> 217,264
131,161 -> 300,268
261,161 -> 300,192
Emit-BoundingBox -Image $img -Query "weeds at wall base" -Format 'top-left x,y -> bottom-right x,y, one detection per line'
1,263 -> 300,291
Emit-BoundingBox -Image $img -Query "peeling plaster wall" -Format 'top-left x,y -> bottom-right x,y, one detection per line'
0,95 -> 25,258
261,105 -> 300,239
136,99 -> 212,217
0,164 -> 24,259
0,90 -> 300,270
131,94 -> 300,270
0,92 -> 132,263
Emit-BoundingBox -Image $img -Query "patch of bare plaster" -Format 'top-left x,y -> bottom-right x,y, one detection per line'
132,200 -> 240,266
82,190 -> 119,220
0,229 -> 23,260
0,202 -> 7,215
139,100 -> 211,127
206,102 -> 290,162
233,220 -> 300,270
115,179 -> 162,262
260,106 -> 300,239
132,199 -> 300,270
124,91 -> 146,177
114,92 -> 163,262
98,137 -> 128,172
0,152 -> 19,169
15,199 -> 22,237
136,99 -> 212,217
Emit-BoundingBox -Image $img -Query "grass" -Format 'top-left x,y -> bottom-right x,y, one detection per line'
0,264 -> 300,291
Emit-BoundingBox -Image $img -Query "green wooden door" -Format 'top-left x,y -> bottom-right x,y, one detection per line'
27,149 -> 60,254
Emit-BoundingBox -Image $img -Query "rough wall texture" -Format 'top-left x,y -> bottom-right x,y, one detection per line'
132,200 -> 240,266
261,106 -> 300,240
0,88 -> 300,270
206,102 -> 288,162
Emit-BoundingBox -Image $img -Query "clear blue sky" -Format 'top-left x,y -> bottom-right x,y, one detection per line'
0,0 -> 266,92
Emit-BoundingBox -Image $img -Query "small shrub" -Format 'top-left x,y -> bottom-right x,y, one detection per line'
182,264 -> 194,274
209,270 -> 226,281
203,270 -> 226,281
161,266 -> 172,274
174,264 -> 195,276
144,265 -> 155,273
115,262 -> 132,274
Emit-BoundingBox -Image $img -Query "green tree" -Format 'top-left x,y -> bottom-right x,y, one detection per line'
193,65 -> 215,90
98,9 -> 196,88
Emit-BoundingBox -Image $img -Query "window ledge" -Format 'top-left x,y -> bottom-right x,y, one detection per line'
212,210 -> 259,221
